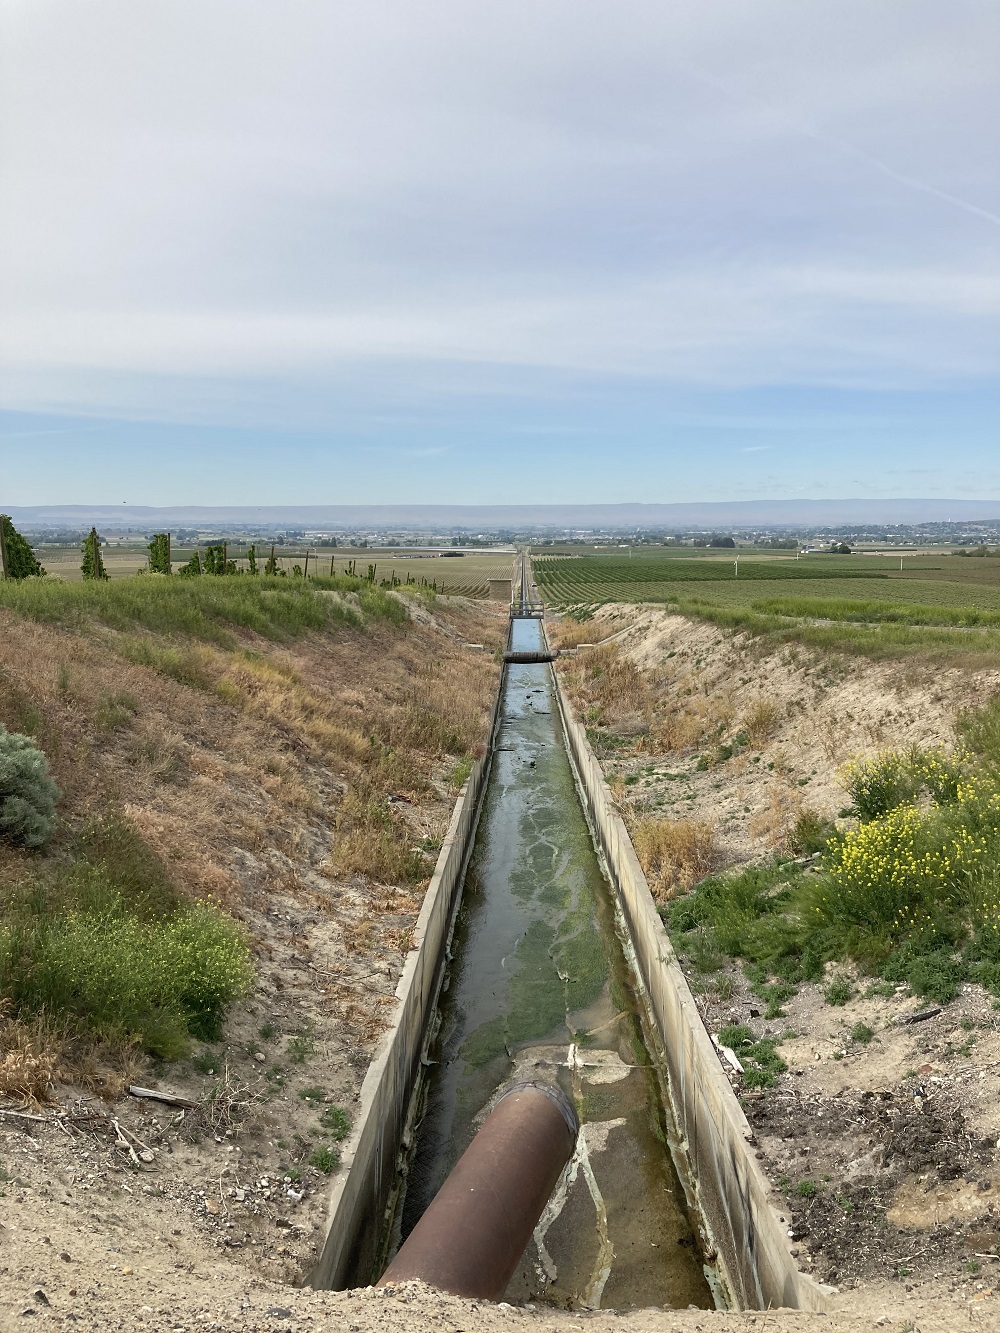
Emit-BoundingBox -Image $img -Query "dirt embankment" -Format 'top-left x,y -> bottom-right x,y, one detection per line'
554,603 -> 1000,1318
0,593 -> 505,1323
553,604 -> 1000,872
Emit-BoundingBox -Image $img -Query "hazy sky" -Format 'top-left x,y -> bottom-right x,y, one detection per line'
1,1 -> 997,505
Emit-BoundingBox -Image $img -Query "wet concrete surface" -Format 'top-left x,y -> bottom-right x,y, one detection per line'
396,620 -> 713,1311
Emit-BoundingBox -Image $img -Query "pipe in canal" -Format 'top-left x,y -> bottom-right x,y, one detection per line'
377,1081 -> 579,1300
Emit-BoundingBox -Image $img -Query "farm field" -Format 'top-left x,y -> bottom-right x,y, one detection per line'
38,546 -> 516,596
534,551 -> 1000,659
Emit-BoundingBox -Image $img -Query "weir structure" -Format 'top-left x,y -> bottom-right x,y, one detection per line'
312,555 -> 833,1313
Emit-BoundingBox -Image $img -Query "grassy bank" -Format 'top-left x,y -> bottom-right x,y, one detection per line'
0,815 -> 252,1064
0,572 -> 410,644
0,577 -> 503,1084
662,698 -> 1000,1083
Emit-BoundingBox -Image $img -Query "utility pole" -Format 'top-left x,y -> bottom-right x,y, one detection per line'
0,515 -> 9,581
734,557 -> 739,578
167,531 -> 171,574
304,549 -> 310,579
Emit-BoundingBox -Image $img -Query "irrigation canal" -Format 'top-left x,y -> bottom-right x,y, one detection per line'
391,616 -> 714,1310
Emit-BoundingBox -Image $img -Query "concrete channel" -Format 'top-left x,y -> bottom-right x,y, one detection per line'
313,598 -> 833,1313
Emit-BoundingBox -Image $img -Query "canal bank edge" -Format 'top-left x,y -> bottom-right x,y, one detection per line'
546,628 -> 836,1314
310,643 -> 507,1292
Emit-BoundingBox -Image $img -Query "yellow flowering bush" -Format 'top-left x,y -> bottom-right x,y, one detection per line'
818,804 -> 987,936
839,746 -> 963,822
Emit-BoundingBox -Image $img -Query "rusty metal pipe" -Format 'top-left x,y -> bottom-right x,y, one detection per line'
378,1080 -> 579,1301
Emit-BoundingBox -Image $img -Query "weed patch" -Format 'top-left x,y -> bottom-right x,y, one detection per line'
0,817 -> 252,1056
634,817 -> 716,900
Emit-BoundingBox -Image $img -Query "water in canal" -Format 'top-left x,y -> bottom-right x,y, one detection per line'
397,618 -> 713,1310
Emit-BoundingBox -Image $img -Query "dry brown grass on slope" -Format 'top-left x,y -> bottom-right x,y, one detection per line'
633,817 -> 717,901
548,617 -> 611,649
0,596 -> 504,1049
741,698 -> 781,746
560,639 -> 732,754
561,642 -> 652,723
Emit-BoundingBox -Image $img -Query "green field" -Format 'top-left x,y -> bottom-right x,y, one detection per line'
533,551 -> 1000,660
38,547 -> 515,598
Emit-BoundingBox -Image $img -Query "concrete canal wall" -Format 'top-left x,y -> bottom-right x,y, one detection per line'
548,652 -> 835,1313
311,653 -> 506,1291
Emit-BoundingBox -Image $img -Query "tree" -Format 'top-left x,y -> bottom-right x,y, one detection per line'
247,544 -> 258,575
178,551 -> 203,577
709,535 -> 736,549
264,545 -> 279,576
81,527 -> 108,580
204,544 -> 225,575
0,515 -> 45,580
147,533 -> 171,575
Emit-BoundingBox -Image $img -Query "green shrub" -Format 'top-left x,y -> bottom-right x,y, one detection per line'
850,1023 -> 875,1044
839,751 -> 920,821
0,896 -> 252,1054
824,974 -> 854,1006
319,1105 -> 350,1140
904,950 -> 964,1004
308,1145 -> 341,1174
795,1179 -> 819,1198
957,695 -> 1000,769
789,808 -> 836,856
0,728 -> 59,847
0,818 -> 252,1054
814,804 -> 983,943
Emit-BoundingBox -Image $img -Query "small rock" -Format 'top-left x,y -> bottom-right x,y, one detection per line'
254,1052 -> 266,1063
59,1253 -> 71,1263
33,1291 -> 49,1306
266,1310 -> 292,1319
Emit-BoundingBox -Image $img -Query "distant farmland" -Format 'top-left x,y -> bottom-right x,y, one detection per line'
533,550 -> 1000,660
38,546 -> 516,598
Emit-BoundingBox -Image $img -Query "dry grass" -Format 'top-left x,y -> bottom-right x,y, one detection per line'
655,691 -> 732,753
748,785 -> 803,849
0,590 -> 505,1086
564,643 -> 651,724
633,816 -> 717,901
549,617 -> 608,650
741,698 -> 781,747
0,1009 -> 60,1105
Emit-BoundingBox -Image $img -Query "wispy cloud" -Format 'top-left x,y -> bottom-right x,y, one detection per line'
0,0 -> 995,502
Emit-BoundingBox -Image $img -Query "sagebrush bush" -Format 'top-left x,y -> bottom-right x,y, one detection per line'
0,728 -> 59,847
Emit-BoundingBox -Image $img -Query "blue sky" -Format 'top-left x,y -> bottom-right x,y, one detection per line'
1,1 -> 997,506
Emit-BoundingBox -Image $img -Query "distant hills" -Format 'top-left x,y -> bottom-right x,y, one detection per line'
8,500 -> 1000,530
